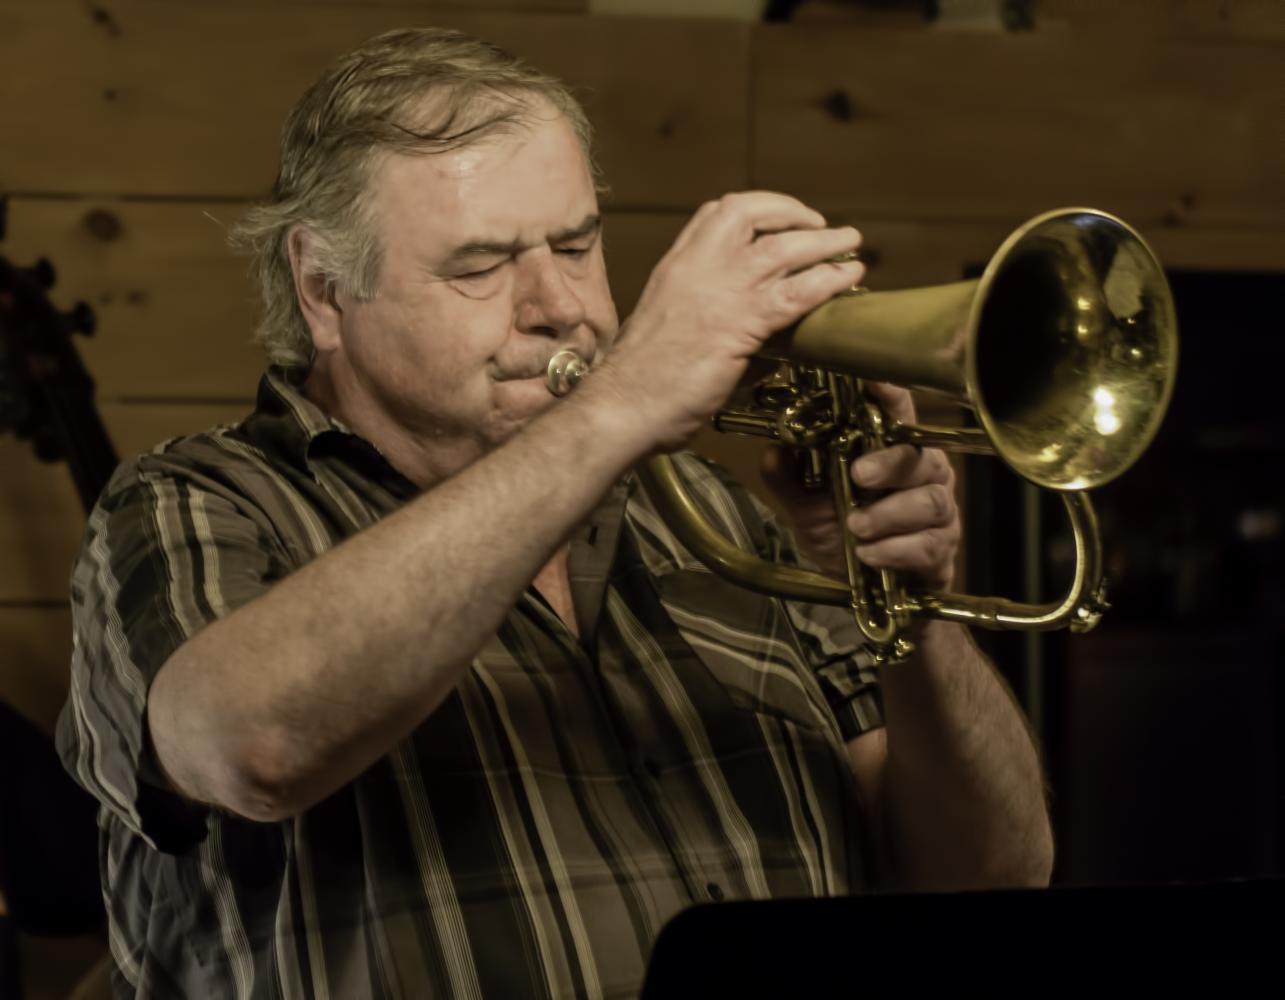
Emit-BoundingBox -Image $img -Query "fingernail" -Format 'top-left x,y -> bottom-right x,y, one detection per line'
846,511 -> 866,536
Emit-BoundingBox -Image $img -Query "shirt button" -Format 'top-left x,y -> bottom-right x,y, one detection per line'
706,882 -> 724,902
643,757 -> 662,779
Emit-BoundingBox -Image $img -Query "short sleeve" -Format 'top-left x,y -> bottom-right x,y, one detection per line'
55,451 -> 289,853
682,455 -> 885,742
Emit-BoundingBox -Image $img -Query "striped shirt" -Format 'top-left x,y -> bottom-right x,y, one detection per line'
57,367 -> 884,999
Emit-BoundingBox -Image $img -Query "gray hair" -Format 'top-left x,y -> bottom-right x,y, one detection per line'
230,27 -> 600,367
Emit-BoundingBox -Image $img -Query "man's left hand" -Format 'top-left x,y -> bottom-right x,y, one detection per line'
760,380 -> 960,591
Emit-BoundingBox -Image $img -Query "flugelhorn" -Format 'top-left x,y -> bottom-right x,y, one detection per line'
549,207 -> 1177,664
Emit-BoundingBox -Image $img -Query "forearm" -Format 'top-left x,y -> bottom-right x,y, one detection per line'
149,377 -> 645,821
879,621 -> 1053,891
147,192 -> 863,823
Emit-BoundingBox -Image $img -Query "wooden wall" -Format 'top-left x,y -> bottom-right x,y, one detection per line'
2,0 -> 1283,738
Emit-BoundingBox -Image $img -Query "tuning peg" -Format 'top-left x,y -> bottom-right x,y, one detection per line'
64,301 -> 96,337
28,258 -> 56,290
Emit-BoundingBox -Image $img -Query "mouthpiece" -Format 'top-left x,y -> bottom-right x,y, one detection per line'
546,350 -> 589,397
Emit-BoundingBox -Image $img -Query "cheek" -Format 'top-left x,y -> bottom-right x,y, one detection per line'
385,290 -> 512,381
580,266 -> 619,346
434,291 -> 515,358
594,298 -> 620,351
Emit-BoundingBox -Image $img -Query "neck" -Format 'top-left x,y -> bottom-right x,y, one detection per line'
533,545 -> 578,637
302,355 -> 483,491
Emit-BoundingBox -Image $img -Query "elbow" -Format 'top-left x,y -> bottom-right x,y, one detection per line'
150,650 -> 313,823
223,732 -> 312,823
224,774 -> 297,824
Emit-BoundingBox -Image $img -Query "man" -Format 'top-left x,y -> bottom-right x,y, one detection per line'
58,26 -> 1051,998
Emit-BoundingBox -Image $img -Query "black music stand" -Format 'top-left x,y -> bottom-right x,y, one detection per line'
640,879 -> 1284,997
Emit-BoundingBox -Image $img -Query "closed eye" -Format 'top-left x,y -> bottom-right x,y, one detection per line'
455,261 -> 506,280
555,245 -> 592,258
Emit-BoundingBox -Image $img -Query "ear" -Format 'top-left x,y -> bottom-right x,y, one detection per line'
286,225 -> 343,354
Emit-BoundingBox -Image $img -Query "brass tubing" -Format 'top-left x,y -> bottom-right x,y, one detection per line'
631,208 -> 1172,649
637,455 -> 850,605
889,422 -> 995,455
828,438 -> 900,646
638,457 -> 1106,634
906,491 -> 1104,631
761,281 -> 977,395
711,410 -> 779,438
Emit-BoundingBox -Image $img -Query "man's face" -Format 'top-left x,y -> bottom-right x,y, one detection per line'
328,106 -> 617,465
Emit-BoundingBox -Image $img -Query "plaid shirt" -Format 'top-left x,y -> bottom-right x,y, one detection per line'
57,368 -> 884,999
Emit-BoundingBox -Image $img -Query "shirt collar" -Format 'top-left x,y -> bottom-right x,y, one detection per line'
250,365 -> 394,468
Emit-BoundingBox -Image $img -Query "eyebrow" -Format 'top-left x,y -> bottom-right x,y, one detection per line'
442,213 -> 601,265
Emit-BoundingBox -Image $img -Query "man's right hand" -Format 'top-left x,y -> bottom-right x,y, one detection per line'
586,191 -> 865,453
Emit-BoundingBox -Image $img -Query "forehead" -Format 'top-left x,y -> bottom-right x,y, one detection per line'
366,110 -> 598,259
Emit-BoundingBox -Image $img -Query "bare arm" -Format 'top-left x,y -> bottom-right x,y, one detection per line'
147,192 -> 865,822
148,379 -> 647,822
847,623 -> 1053,891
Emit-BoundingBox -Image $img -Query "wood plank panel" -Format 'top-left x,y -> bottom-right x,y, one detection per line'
0,1 -> 747,205
0,606 -> 73,736
3,198 -> 266,400
8,197 -> 1281,404
176,0 -> 588,11
753,24 -> 1285,228
1,198 -> 691,399
1125,224 -> 1285,274
0,403 -> 249,603
824,218 -> 1285,288
1038,0 -> 1285,39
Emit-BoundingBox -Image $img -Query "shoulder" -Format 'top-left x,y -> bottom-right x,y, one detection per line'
84,421 -> 304,569
98,402 -> 324,516
104,420 -> 285,500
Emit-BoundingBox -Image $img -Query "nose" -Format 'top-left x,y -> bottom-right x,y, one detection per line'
513,249 -> 585,336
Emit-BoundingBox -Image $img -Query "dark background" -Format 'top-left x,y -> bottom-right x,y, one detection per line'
975,269 -> 1285,885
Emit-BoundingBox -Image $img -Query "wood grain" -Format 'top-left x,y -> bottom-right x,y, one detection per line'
1038,0 -> 1285,39
7,196 -> 1278,407
0,198 -> 690,399
0,1 -> 748,205
752,24 -> 1285,228
184,0 -> 590,11
242,0 -> 591,10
